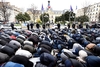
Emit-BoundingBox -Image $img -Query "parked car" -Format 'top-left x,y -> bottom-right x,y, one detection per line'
52,24 -> 67,29
89,22 -> 100,28
0,23 -> 10,29
0,23 -> 21,30
52,24 -> 57,29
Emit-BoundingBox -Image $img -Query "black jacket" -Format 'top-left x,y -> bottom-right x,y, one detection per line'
9,55 -> 33,67
70,58 -> 84,67
40,53 -> 56,67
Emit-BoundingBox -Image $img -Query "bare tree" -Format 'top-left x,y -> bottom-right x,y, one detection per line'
29,4 -> 37,22
82,1 -> 91,16
98,12 -> 100,23
0,0 -> 11,22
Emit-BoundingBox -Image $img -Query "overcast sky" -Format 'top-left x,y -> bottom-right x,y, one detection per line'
5,0 -> 100,11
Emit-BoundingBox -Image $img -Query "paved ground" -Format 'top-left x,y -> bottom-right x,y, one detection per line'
1,23 -> 86,30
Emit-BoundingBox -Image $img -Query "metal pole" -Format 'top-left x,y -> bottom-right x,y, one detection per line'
41,10 -> 44,24
42,14 -> 44,24
63,10 -> 65,22
69,11 -> 71,23
74,14 -> 76,22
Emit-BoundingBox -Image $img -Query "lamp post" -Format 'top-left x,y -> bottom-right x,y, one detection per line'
63,9 -> 67,25
69,10 -> 71,23
69,10 -> 74,23
42,14 -> 44,24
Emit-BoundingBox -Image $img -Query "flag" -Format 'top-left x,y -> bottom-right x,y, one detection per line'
41,4 -> 44,14
70,5 -> 73,12
76,6 -> 77,10
74,5 -> 77,14
48,2 -> 50,8
41,4 -> 44,11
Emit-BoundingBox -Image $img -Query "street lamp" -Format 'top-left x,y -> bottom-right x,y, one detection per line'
63,9 -> 68,25
69,10 -> 71,23
63,9 -> 67,19
69,10 -> 74,23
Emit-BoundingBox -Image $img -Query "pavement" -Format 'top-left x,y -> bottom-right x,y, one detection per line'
1,23 -> 87,31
